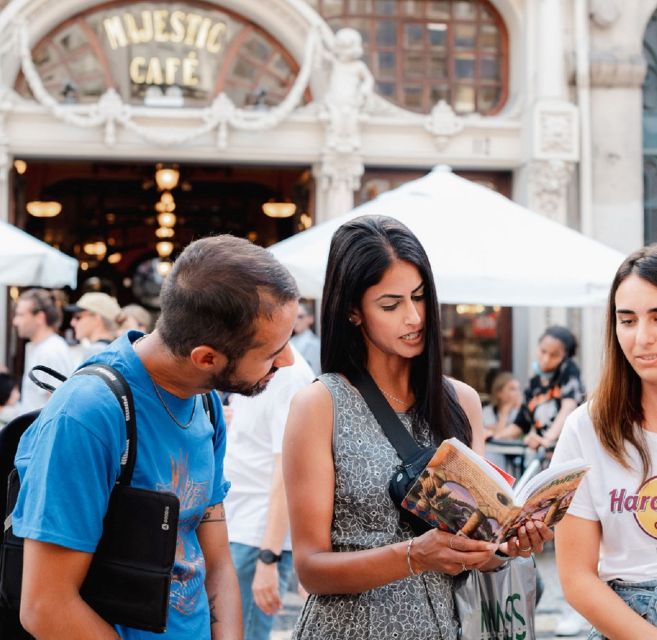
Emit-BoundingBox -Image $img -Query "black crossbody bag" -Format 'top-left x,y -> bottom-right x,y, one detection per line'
350,370 -> 435,536
0,363 -> 216,634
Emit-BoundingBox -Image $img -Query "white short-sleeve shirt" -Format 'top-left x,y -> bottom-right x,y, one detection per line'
551,403 -> 657,582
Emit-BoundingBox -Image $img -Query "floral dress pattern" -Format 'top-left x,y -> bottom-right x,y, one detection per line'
292,374 -> 458,640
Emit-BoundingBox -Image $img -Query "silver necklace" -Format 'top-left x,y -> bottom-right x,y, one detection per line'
379,387 -> 410,406
152,381 -> 197,430
133,335 -> 196,429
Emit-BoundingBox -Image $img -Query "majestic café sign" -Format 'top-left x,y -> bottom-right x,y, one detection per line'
101,8 -> 229,89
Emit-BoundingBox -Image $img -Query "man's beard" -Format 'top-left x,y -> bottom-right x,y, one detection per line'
207,359 -> 279,397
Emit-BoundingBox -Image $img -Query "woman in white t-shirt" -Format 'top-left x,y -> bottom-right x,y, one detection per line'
552,244 -> 657,639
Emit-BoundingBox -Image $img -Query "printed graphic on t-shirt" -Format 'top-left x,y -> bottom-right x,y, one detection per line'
158,452 -> 210,615
609,476 -> 657,540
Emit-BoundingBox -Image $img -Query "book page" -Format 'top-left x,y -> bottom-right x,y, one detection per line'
501,462 -> 589,541
401,438 -> 518,542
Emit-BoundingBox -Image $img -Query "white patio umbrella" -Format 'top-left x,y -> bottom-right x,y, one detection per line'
269,166 -> 625,307
0,220 -> 78,288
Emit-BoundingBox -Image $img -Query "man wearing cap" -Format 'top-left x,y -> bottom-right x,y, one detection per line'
67,292 -> 122,359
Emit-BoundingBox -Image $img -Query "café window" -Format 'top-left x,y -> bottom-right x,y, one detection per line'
15,1 -> 304,108
310,0 -> 508,114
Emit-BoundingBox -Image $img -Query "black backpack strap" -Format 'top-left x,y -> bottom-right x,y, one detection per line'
74,365 -> 137,486
27,365 -> 68,394
349,370 -> 422,462
202,392 -> 221,446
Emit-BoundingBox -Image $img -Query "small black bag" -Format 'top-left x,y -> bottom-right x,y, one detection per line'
350,370 -> 435,536
0,364 -> 215,634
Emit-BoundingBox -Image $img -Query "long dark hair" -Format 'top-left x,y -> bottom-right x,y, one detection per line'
592,244 -> 657,481
321,215 -> 472,446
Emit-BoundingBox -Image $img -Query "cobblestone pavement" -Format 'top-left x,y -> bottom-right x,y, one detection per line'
270,545 -> 590,639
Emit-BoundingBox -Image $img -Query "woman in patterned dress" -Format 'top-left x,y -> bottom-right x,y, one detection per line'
283,215 -> 551,639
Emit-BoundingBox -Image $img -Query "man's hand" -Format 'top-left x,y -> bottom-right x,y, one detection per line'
252,561 -> 282,615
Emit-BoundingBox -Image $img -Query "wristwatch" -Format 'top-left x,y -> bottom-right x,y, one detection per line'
257,549 -> 282,564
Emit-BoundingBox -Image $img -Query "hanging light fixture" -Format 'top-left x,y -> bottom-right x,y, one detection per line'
157,211 -> 177,228
82,239 -> 107,259
262,200 -> 297,218
26,200 -> 62,218
155,226 -> 175,238
157,260 -> 174,277
156,241 -> 174,258
154,164 -> 180,191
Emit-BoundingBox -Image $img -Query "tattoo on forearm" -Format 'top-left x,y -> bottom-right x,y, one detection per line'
209,594 -> 218,625
200,503 -> 226,524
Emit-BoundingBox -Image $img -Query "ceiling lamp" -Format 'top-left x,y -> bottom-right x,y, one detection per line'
157,260 -> 173,277
262,200 -> 297,218
154,164 -> 180,191
155,226 -> 175,238
155,192 -> 176,214
157,211 -> 177,228
26,200 -> 62,218
107,252 -> 122,264
83,240 -> 107,258
156,241 -> 174,258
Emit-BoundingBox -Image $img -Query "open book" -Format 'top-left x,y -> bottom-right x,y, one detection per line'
401,437 -> 589,543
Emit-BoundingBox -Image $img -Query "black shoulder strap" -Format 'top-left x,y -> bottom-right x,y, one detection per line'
349,370 -> 422,462
28,365 -> 68,394
201,392 -> 219,445
74,364 -> 137,486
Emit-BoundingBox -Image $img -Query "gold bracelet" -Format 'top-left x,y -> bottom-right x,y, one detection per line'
406,538 -> 420,576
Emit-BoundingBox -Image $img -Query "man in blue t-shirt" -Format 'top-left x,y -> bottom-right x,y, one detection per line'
12,235 -> 300,640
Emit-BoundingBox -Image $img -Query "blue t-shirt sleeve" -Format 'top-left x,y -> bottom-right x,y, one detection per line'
209,392 -> 230,505
12,382 -> 124,553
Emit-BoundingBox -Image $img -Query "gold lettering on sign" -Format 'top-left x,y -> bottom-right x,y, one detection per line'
207,22 -> 226,54
145,57 -> 164,85
169,11 -> 186,43
153,10 -> 169,42
104,16 -> 128,49
129,56 -> 146,83
103,8 -> 229,88
164,57 -> 181,85
184,14 -> 203,46
102,10 -> 227,53
182,52 -> 199,87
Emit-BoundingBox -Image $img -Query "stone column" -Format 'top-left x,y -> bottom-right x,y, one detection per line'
312,152 -> 363,224
519,0 -> 579,374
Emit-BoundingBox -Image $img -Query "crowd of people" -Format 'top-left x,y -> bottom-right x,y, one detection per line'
0,217 -> 653,640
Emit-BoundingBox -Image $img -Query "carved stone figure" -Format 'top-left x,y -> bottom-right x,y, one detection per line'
323,28 -> 374,153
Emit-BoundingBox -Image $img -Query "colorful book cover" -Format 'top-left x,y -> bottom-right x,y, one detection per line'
401,437 -> 589,543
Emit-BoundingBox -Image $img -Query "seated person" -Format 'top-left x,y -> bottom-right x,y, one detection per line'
493,326 -> 586,450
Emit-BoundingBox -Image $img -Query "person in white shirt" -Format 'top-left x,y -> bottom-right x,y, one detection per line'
289,300 -> 320,375
224,344 -> 314,640
553,244 -> 657,639
12,288 -> 74,413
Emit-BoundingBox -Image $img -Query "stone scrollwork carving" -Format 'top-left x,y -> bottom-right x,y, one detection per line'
590,0 -> 620,29
529,159 -> 574,219
321,28 -> 374,153
532,100 -> 579,162
424,100 -> 464,150
17,22 -> 319,148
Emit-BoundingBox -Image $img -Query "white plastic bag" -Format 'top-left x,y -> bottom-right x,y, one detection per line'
454,556 -> 537,640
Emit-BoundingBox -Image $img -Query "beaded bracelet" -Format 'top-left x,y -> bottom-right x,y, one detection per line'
406,538 -> 420,576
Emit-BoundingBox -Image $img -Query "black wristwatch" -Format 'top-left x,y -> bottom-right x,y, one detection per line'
257,549 -> 282,565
